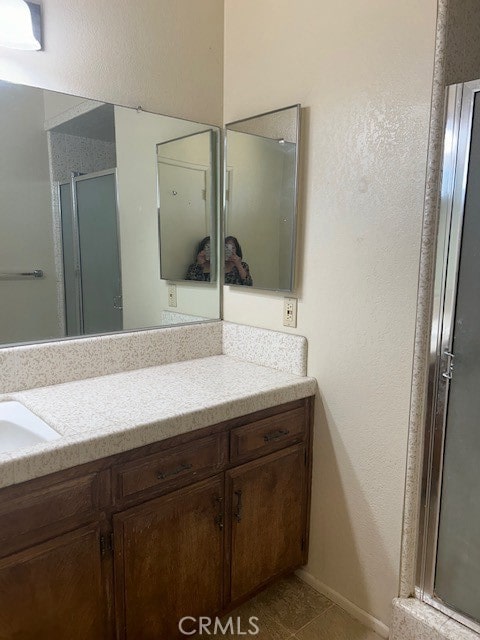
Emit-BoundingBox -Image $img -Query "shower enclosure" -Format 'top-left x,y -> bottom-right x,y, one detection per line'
59,169 -> 122,336
418,79 -> 480,634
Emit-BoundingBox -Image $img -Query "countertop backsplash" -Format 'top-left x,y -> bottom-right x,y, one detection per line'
0,321 -> 308,394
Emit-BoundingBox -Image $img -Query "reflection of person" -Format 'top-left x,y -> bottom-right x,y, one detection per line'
225,236 -> 253,286
185,236 -> 211,281
185,235 -> 253,286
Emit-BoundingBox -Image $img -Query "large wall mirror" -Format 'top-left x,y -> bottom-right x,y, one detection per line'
0,79 -> 221,347
225,105 -> 300,292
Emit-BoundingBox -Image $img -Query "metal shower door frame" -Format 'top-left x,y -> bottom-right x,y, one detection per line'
417,79 -> 480,634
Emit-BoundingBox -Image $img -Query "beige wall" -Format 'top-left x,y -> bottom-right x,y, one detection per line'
224,0 -> 437,627
0,82 -> 59,345
0,0 -> 224,125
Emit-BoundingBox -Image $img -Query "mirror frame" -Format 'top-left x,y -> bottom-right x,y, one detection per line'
224,104 -> 301,293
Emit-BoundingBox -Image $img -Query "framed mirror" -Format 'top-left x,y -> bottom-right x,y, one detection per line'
0,79 -> 221,347
225,104 -> 300,292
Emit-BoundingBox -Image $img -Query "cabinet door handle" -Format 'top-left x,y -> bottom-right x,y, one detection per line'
264,429 -> 290,442
234,489 -> 243,523
157,462 -> 193,480
214,495 -> 224,530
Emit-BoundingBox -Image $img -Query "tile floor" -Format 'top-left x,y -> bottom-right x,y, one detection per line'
210,575 -> 383,639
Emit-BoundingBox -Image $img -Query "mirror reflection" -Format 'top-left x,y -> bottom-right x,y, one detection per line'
186,235 -> 253,286
157,130 -> 217,283
0,80 -> 220,347
225,105 -> 300,291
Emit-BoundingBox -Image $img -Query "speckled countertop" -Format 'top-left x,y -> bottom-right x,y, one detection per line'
0,355 -> 316,490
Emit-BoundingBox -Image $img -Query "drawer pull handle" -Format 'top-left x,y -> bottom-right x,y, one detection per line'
234,490 -> 243,523
157,462 -> 193,480
264,429 -> 290,442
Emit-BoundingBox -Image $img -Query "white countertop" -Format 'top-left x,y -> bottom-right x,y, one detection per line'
0,355 -> 316,489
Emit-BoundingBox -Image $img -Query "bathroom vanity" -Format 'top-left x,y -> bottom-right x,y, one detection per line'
0,323 -> 315,639
0,396 -> 313,639
0,40 -> 308,640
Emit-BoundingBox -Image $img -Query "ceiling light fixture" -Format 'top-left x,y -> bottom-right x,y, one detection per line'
0,0 -> 42,50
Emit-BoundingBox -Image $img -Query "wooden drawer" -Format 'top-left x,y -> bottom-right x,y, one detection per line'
0,472 -> 104,557
230,406 -> 306,462
114,433 -> 226,502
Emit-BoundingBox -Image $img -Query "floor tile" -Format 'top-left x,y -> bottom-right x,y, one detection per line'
295,605 -> 381,640
253,575 -> 333,633
206,600 -> 292,639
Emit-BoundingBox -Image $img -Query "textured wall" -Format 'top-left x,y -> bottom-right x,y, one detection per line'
49,132 -> 116,182
224,0 -> 437,626
444,0 -> 480,86
0,0 -> 224,125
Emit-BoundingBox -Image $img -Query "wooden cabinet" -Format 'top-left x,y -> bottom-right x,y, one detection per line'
0,397 -> 313,639
0,523 -> 112,640
229,405 -> 306,463
113,433 -> 226,504
113,476 -> 224,640
0,469 -> 107,559
227,445 -> 307,603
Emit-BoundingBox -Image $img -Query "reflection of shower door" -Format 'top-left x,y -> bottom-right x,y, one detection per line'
59,170 -> 122,336
419,81 -> 480,633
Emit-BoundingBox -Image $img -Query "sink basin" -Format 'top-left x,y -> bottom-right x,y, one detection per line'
0,401 -> 61,453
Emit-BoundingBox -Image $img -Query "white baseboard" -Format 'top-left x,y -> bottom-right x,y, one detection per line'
295,569 -> 390,639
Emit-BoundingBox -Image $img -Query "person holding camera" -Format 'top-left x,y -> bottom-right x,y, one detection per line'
185,235 -> 252,286
185,236 -> 212,281
224,236 -> 252,286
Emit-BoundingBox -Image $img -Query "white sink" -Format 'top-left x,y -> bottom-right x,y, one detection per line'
0,401 -> 60,453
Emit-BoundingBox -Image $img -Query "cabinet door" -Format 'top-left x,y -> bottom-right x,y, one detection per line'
227,444 -> 306,603
0,522 -> 111,639
113,475 -> 224,640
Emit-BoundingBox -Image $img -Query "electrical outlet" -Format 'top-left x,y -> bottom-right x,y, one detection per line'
283,297 -> 297,328
168,283 -> 177,307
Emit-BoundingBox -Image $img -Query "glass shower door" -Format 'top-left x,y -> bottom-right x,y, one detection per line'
420,79 -> 480,633
59,170 -> 122,336
75,171 -> 122,335
434,91 -> 480,624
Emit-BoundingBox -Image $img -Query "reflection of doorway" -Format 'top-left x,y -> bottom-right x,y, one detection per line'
157,158 -> 210,280
59,169 -> 122,336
